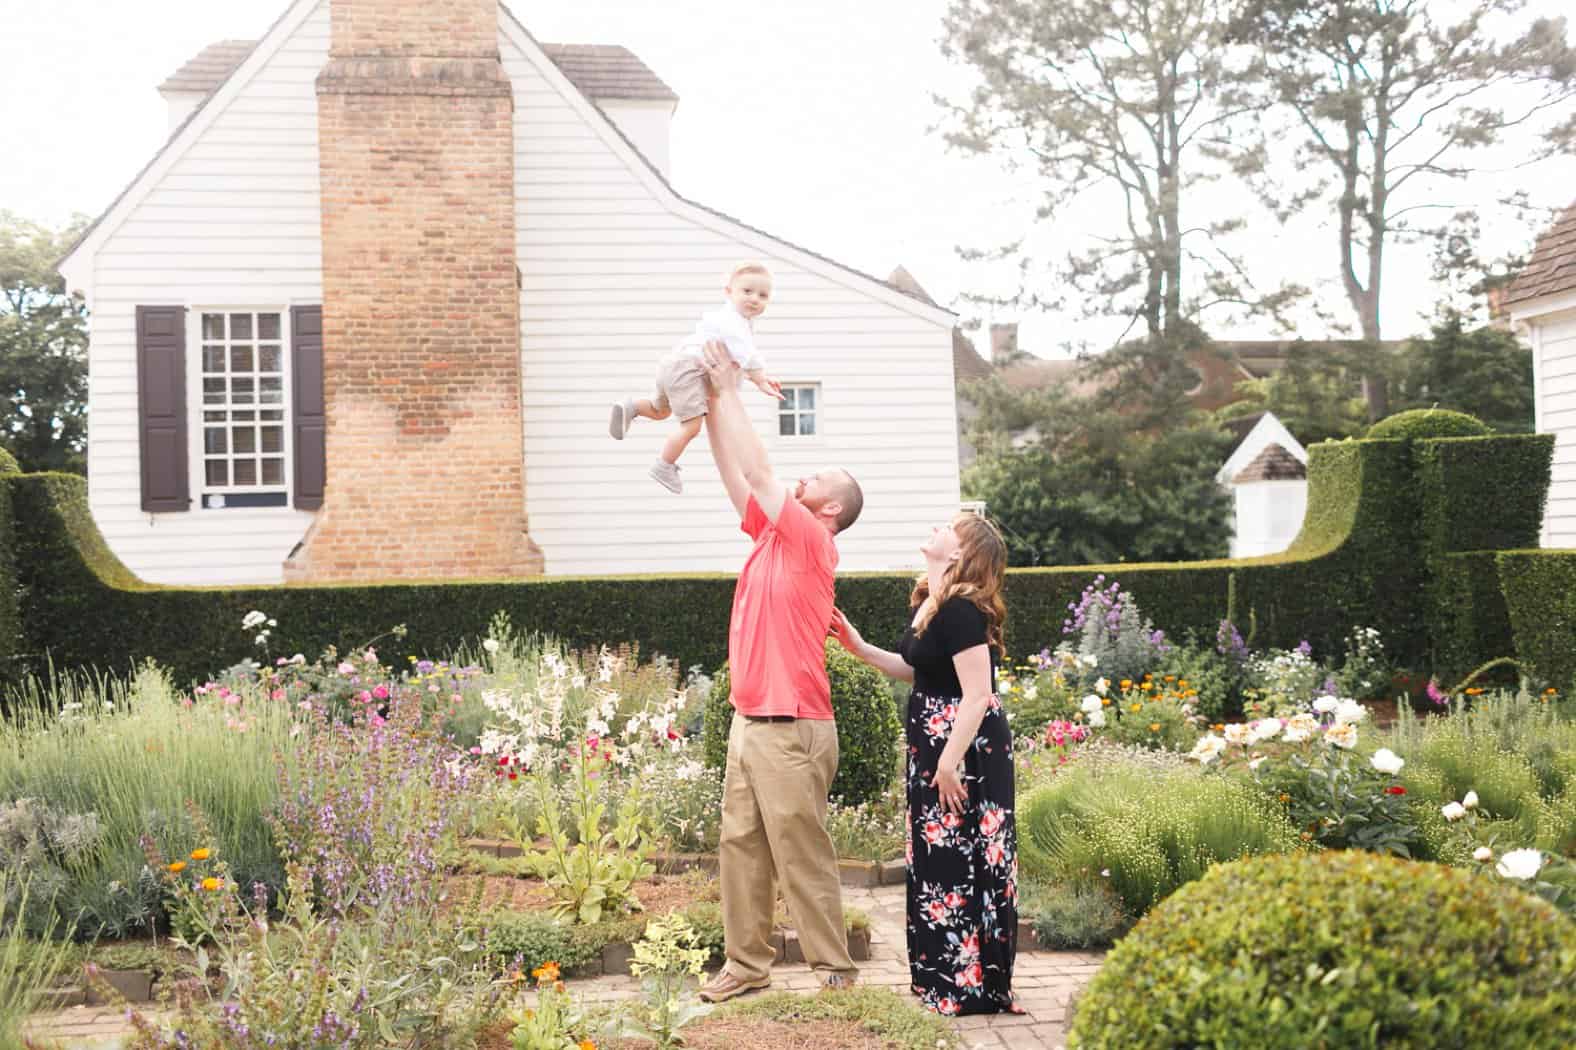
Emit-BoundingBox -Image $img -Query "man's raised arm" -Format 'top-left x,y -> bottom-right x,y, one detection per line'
702,342 -> 787,524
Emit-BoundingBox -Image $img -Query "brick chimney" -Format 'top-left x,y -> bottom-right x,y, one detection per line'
990,322 -> 1019,366
285,0 -> 543,581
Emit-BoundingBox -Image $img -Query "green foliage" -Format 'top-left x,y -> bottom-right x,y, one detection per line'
1156,641 -> 1239,722
718,988 -> 963,1050
1020,878 -> 1133,950
1497,550 -> 1576,689
614,914 -> 713,1050
1100,689 -> 1199,753
1252,745 -> 1420,857
0,211 -> 89,473
1018,763 -> 1301,916
0,448 -> 17,475
1367,407 -> 1492,441
1416,435 -> 1551,554
1214,340 -> 1372,444
1393,312 -> 1536,433
0,874 -> 76,1048
701,642 -> 901,806
483,912 -> 593,976
1068,851 -> 1576,1050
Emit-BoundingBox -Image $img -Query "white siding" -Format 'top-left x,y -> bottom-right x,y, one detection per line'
501,32 -> 960,576
1536,309 -> 1576,549
84,0 -> 325,585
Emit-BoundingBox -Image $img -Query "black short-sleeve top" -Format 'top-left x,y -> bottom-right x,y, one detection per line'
899,596 -> 999,697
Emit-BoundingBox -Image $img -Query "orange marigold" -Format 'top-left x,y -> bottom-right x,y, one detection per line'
190,848 -> 211,861
201,877 -> 221,892
167,861 -> 186,874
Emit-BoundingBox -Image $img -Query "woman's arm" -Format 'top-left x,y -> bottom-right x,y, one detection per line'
931,643 -> 994,814
829,608 -> 914,683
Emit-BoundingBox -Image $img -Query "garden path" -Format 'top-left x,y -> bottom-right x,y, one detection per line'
25,885 -> 1102,1050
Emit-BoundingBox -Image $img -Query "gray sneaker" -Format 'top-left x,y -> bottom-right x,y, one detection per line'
650,460 -> 683,494
608,398 -> 635,440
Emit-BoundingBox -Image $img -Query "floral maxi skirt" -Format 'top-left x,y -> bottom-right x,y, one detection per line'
905,690 -> 1017,1016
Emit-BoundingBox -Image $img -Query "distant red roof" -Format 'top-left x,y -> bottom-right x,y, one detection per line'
1505,201 -> 1576,307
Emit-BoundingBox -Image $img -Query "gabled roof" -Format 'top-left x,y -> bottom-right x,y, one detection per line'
1233,443 -> 1307,483
60,0 -> 950,326
538,44 -> 677,103
1505,201 -> 1576,308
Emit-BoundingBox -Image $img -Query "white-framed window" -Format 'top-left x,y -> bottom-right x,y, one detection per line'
778,383 -> 820,437
188,309 -> 291,510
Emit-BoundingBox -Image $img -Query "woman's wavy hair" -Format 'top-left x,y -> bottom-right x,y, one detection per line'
910,512 -> 1008,657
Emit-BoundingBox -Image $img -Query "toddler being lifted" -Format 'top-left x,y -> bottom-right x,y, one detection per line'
608,262 -> 782,493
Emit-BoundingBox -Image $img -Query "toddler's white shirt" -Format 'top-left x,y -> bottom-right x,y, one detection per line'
676,301 -> 765,373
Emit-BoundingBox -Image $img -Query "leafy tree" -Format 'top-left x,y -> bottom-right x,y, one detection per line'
1232,0 -> 1576,416
1215,341 -> 1373,444
1392,312 -> 1534,433
0,212 -> 89,474
938,0 -> 1297,345
961,376 -> 1233,566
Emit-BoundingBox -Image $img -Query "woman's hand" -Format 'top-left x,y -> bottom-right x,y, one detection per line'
828,607 -> 865,657
930,763 -> 967,815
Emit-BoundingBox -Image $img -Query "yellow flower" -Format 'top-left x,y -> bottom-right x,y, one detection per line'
1178,679 -> 1189,688
1141,682 -> 1154,691
190,848 -> 211,861
167,861 -> 186,874
579,1042 -> 596,1050
1120,679 -> 1133,690
1148,723 -> 1161,733
1278,793 -> 1291,804
1544,688 -> 1559,696
1129,703 -> 1142,713
1164,675 -> 1176,682
532,961 -> 561,983
1101,698 -> 1111,706
201,877 -> 221,892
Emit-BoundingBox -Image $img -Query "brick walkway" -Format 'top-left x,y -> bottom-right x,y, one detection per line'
27,885 -> 1101,1049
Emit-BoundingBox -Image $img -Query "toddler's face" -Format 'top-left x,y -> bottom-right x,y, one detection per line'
727,272 -> 772,319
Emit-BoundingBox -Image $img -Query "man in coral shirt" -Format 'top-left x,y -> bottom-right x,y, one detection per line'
693,342 -> 865,1003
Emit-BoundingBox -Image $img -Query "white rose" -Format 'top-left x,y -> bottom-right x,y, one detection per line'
241,610 -> 268,630
1473,847 -> 1493,862
482,639 -> 501,654
1495,848 -> 1543,881
1188,734 -> 1226,764
1369,748 -> 1404,775
1095,677 -> 1109,696
1312,696 -> 1338,714
1248,719 -> 1282,744
1463,790 -> 1479,810
1281,713 -> 1317,744
1325,723 -> 1358,750
1087,709 -> 1106,728
1223,723 -> 1250,746
1441,801 -> 1467,822
1333,699 -> 1367,726
1080,695 -> 1104,714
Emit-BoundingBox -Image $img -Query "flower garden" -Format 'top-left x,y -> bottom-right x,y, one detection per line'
0,416 -> 1574,1048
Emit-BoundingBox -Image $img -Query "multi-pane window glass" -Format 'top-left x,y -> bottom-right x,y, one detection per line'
200,312 -> 286,496
778,384 -> 819,437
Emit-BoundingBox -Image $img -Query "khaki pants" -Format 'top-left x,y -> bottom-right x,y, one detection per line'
719,712 -> 857,981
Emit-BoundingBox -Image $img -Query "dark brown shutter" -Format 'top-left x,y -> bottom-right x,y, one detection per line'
291,305 -> 325,510
136,305 -> 189,512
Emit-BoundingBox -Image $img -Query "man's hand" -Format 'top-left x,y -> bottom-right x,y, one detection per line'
700,340 -> 742,394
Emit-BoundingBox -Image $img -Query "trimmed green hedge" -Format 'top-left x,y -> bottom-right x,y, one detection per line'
1497,549 -> 1576,688
1368,408 -> 1492,441
0,477 -> 16,673
0,448 -> 19,476
0,428 -> 1566,689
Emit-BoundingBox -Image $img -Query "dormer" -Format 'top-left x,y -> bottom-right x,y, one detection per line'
157,40 -> 257,132
540,44 -> 679,179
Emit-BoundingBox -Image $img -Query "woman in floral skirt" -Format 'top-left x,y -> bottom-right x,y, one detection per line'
830,512 -> 1019,1016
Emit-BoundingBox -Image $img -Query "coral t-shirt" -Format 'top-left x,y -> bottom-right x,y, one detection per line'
727,495 -> 838,719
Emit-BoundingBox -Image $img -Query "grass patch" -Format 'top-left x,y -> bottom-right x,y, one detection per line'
718,988 -> 963,1049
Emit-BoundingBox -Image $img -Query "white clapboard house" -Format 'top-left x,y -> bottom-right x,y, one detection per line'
57,0 -> 960,585
1506,201 -> 1576,548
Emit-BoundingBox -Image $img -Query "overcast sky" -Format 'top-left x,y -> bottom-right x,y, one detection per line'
3,0 -> 1572,356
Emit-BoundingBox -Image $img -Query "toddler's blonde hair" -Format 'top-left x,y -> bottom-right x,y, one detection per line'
729,261 -> 773,284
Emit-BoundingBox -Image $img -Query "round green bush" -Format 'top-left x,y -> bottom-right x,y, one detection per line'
0,447 -> 19,475
702,641 -> 901,805
1069,850 -> 1576,1049
1367,408 -> 1492,441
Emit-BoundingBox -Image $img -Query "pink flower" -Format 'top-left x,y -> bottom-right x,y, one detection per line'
451,694 -> 464,705
941,812 -> 963,830
926,715 -> 948,737
956,962 -> 983,988
959,930 -> 980,957
270,689 -> 285,701
371,684 -> 390,701
979,808 -> 1004,837
944,891 -> 965,909
924,821 -> 944,846
586,734 -> 601,752
935,997 -> 960,1015
357,690 -> 372,703
985,841 -> 1006,867
927,900 -> 948,922
337,662 -> 355,675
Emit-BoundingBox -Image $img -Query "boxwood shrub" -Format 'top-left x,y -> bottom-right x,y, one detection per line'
1497,549 -> 1576,689
1070,851 -> 1576,1050
1367,408 -> 1493,441
701,641 -> 901,806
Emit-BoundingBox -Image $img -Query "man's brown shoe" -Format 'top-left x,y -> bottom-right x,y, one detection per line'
698,970 -> 771,1003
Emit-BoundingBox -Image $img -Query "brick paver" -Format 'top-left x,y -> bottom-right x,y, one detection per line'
27,885 -> 1101,1049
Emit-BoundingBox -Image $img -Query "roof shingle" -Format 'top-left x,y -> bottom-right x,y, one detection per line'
157,39 -> 677,104
1233,443 -> 1307,483
1504,201 -> 1576,307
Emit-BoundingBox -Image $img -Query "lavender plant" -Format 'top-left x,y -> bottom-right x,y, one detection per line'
1060,577 -> 1170,687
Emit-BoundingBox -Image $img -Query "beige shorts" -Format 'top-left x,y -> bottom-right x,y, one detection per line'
654,353 -> 709,422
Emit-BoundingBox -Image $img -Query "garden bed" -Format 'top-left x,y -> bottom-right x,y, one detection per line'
464,838 -> 907,888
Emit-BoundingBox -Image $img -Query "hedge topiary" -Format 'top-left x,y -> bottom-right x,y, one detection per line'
1497,549 -> 1576,689
702,641 -> 901,806
0,448 -> 19,476
1068,850 -> 1576,1049
1367,407 -> 1492,441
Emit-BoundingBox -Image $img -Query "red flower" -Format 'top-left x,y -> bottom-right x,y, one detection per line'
1385,785 -> 1406,796
941,812 -> 963,830
923,821 -> 944,846
956,962 -> 983,988
927,900 -> 948,922
936,997 -> 960,1015
944,891 -> 965,909
508,772 -> 518,781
